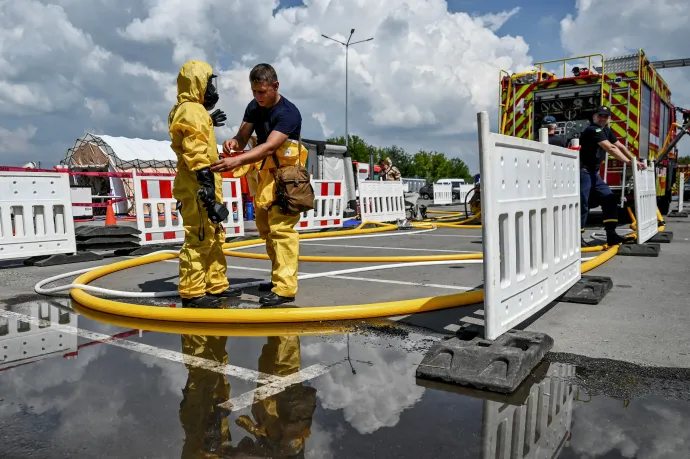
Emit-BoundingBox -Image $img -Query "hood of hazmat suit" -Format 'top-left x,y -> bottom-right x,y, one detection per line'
169,60 -> 230,299
235,336 -> 316,458
179,334 -> 231,458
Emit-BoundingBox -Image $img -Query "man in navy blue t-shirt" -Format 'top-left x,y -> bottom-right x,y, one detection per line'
211,63 -> 304,307
579,106 -> 646,245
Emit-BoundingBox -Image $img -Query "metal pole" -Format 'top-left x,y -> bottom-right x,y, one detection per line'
346,44 -> 349,150
321,30 -> 373,151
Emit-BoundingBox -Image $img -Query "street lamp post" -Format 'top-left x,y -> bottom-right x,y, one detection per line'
321,29 -> 373,150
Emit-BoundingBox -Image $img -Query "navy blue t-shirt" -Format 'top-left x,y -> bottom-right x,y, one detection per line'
579,124 -> 618,171
242,96 -> 301,145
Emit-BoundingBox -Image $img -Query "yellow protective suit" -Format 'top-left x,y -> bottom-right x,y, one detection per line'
179,334 -> 231,458
235,336 -> 316,457
169,60 -> 229,299
231,139 -> 308,298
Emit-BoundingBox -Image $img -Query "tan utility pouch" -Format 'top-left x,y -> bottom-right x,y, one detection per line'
261,137 -> 315,215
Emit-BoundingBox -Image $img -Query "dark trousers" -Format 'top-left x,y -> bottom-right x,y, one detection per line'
580,168 -> 618,229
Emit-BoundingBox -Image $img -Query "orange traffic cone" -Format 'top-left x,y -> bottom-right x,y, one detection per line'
105,200 -> 117,226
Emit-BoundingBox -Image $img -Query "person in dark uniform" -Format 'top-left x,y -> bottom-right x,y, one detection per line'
542,115 -> 567,147
579,106 -> 646,245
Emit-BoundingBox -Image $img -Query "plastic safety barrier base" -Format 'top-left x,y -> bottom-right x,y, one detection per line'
114,244 -> 182,256
668,211 -> 688,218
649,232 -> 673,243
416,360 -> 551,406
415,324 -> 554,394
74,225 -> 142,237
23,251 -> 103,267
618,243 -> 661,257
559,275 -> 613,305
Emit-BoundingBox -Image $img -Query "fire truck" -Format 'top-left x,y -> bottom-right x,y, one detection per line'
498,50 -> 690,216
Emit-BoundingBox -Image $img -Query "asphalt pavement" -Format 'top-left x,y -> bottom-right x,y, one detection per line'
1,207 -> 689,458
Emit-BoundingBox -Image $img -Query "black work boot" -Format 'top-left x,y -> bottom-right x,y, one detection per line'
209,287 -> 242,298
259,292 -> 295,307
257,282 -> 274,292
182,295 -> 221,308
604,221 -> 625,246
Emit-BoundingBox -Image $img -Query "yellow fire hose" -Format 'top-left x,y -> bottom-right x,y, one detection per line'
70,220 -> 616,324
70,301 -> 382,337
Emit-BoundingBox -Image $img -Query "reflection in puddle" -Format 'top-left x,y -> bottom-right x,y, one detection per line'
0,303 -> 78,371
0,300 -> 689,458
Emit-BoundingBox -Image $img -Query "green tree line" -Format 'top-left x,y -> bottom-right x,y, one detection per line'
327,135 -> 472,183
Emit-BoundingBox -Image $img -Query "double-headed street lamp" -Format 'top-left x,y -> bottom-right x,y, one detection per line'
321,29 -> 374,149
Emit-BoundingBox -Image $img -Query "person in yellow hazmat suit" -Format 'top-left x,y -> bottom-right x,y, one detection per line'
169,60 -> 241,308
178,334 -> 232,458
232,336 -> 316,458
211,63 -> 307,307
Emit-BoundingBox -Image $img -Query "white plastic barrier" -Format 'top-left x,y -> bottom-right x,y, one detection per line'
358,180 -> 406,222
482,363 -> 575,459
478,111 -> 581,340
0,303 -> 78,370
0,171 -> 77,261
678,173 -> 685,213
133,171 -> 244,245
433,183 -> 453,205
632,160 -> 658,244
297,180 -> 344,231
457,184 -> 475,203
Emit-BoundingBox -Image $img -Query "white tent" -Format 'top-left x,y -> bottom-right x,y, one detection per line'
62,133 -> 222,215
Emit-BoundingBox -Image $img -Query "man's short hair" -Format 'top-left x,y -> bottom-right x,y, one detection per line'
249,64 -> 278,85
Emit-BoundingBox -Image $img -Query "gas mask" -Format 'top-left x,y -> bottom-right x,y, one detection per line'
203,74 -> 219,110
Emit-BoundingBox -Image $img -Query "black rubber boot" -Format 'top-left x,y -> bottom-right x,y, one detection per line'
182,295 -> 221,308
259,292 -> 295,307
209,287 -> 242,298
604,221 -> 625,246
257,282 -> 274,292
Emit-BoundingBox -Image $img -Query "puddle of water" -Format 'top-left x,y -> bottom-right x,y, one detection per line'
0,300 -> 689,458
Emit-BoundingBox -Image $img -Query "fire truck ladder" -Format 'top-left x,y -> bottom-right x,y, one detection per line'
605,85 -> 635,206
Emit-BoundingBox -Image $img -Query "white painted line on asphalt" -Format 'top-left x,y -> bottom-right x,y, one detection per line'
301,242 -> 477,253
223,265 -> 472,291
326,274 -> 472,290
218,362 -> 336,411
444,324 -> 461,332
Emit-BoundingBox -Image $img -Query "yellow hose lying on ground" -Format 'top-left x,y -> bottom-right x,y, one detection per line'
70,218 -> 618,323
71,301 -> 382,336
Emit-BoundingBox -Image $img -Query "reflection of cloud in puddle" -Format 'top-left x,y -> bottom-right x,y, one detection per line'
570,396 -> 690,458
303,334 -> 426,435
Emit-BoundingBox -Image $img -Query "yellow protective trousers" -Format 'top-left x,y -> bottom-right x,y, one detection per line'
255,206 -> 301,298
178,200 -> 229,299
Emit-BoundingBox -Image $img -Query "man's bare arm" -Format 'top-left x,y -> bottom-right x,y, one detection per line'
615,141 -> 635,161
598,139 -> 630,164
235,130 -> 289,167
233,122 -> 254,150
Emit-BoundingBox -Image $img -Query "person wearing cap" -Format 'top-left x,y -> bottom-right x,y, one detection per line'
578,105 -> 646,245
541,116 -> 567,147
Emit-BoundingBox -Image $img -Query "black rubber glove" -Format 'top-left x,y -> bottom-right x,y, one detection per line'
210,109 -> 226,127
196,167 -> 229,224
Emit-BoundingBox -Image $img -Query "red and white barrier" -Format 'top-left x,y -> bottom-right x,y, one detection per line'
132,171 -> 245,245
221,178 -> 245,237
297,180 -> 344,231
132,171 -> 184,245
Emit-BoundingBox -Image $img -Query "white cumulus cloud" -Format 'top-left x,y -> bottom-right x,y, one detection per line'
0,0 -> 533,171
